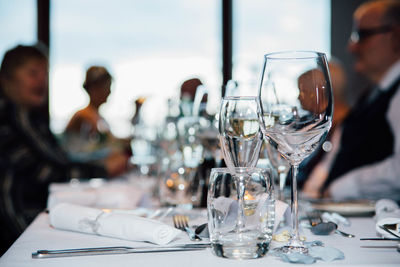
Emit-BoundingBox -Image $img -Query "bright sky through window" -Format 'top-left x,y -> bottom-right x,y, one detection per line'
0,0 -> 330,138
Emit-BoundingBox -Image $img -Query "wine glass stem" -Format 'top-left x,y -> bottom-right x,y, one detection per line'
236,174 -> 246,232
278,170 -> 286,201
290,164 -> 302,245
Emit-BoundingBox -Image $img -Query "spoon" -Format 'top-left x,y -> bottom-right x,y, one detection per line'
195,223 -> 207,234
311,221 -> 355,238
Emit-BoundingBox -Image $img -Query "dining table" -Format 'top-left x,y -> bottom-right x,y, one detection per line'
1,208 -> 399,267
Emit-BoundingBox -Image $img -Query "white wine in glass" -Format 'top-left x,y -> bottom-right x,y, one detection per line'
219,96 -> 263,232
257,51 -> 333,253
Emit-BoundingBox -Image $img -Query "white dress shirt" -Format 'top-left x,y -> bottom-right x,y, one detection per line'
329,59 -> 400,201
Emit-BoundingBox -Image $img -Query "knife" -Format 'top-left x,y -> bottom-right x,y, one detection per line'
360,237 -> 400,241
32,243 -> 210,258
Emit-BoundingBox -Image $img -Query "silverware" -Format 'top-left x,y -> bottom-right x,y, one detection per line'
380,223 -> 400,238
383,223 -> 400,232
334,226 -> 356,238
360,237 -> 400,241
195,223 -> 208,236
307,212 -> 355,238
361,243 -> 400,253
379,225 -> 400,238
32,244 -> 210,259
173,215 -> 202,241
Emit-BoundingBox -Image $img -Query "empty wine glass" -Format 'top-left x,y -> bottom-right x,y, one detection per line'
257,51 -> 333,253
218,96 -> 263,232
264,140 -> 290,201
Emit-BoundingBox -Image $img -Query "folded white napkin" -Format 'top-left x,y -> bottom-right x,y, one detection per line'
47,182 -> 148,210
49,203 -> 181,245
374,199 -> 400,238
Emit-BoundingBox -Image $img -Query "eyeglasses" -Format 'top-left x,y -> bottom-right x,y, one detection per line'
350,25 -> 393,43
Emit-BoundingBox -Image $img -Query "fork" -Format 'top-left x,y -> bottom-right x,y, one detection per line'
379,225 -> 400,238
173,215 -> 202,241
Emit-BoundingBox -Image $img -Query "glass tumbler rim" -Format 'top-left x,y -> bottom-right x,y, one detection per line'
222,96 -> 258,101
263,50 -> 327,60
210,167 -> 267,174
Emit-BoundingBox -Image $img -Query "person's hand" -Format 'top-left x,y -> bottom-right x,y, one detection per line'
302,186 -> 322,199
105,151 -> 130,177
322,188 -> 331,199
301,167 -> 328,199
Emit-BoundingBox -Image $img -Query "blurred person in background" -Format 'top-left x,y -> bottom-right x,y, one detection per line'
300,59 -> 350,198
322,0 -> 400,201
179,77 -> 210,118
180,77 -> 204,102
0,45 -> 129,254
63,65 -> 132,161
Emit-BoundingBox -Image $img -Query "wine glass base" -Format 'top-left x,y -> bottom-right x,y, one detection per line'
275,245 -> 308,254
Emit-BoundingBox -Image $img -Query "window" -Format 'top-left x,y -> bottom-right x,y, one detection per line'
0,0 -> 36,59
232,0 -> 331,96
50,0 -> 220,137
40,0 -> 328,137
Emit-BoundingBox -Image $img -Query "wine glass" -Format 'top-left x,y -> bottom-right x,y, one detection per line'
257,51 -> 333,253
218,96 -> 264,231
264,140 -> 290,201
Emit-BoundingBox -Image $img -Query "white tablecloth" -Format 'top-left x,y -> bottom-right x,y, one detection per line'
0,212 -> 399,267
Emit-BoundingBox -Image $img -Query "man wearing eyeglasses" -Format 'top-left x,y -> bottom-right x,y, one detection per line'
323,0 -> 400,201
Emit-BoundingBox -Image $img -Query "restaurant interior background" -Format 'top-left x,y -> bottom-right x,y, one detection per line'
0,0 -> 366,138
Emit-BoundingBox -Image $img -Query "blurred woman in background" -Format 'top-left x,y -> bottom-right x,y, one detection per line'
0,44 -> 129,254
63,66 -> 131,161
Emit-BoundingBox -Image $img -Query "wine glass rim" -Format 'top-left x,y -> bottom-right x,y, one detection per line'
264,50 -> 326,60
222,96 -> 257,100
211,167 -> 266,173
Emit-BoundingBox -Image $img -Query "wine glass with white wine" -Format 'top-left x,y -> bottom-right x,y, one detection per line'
257,51 -> 333,254
218,96 -> 264,232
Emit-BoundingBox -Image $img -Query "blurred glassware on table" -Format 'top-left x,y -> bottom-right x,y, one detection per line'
158,114 -> 218,208
177,116 -> 206,169
179,78 -> 207,117
122,76 -> 222,209
258,51 -> 333,254
131,96 -> 147,126
224,78 -> 259,98
154,78 -> 220,209
130,123 -> 158,176
207,167 -> 275,259
159,166 -> 195,208
262,140 -> 290,202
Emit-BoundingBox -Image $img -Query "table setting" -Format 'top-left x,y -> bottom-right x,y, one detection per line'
1,50 -> 400,266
